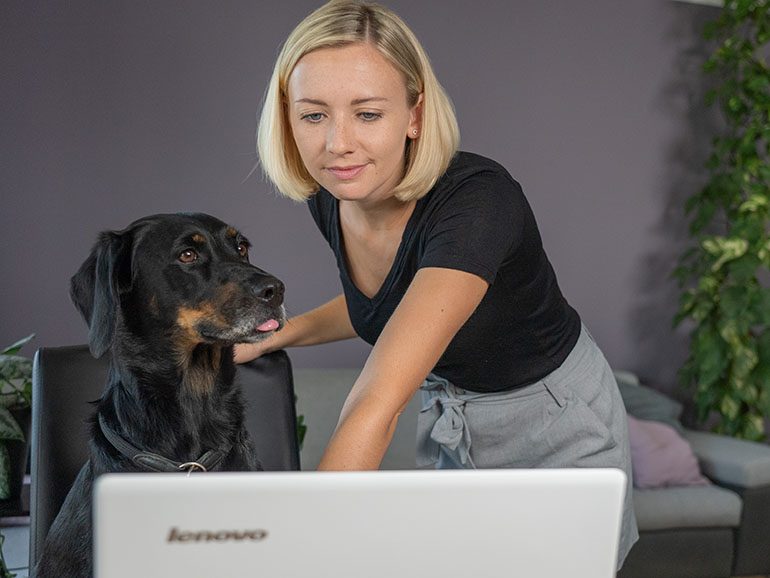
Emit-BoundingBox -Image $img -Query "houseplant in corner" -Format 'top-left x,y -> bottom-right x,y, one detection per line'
0,334 -> 34,500
674,0 -> 770,440
0,334 -> 34,578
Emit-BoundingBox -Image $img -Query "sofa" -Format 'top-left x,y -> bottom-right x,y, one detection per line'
612,371 -> 770,578
292,367 -> 770,578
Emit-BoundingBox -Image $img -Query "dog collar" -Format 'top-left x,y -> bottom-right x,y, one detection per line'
98,413 -> 230,474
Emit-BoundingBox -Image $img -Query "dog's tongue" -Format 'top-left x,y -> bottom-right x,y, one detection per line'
257,319 -> 279,332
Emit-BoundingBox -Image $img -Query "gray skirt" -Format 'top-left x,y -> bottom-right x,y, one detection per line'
417,325 -> 638,570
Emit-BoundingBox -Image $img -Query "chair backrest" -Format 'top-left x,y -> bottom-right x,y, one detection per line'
29,346 -> 300,569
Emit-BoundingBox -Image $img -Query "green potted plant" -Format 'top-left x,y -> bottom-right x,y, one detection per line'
0,335 -> 34,578
674,0 -> 770,440
0,335 -> 34,501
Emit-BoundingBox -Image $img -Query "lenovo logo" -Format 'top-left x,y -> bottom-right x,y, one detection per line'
167,527 -> 268,543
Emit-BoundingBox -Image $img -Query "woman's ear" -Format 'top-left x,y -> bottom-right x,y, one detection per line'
408,93 -> 424,139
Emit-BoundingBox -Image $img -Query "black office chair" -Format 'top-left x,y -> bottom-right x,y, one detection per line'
28,345 -> 300,569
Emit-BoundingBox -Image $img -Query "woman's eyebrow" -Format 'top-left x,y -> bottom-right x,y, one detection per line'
351,97 -> 388,105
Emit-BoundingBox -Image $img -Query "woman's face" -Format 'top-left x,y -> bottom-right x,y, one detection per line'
286,42 -> 421,206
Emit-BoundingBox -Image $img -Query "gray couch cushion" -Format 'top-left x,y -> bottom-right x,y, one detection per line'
632,485 -> 742,530
616,377 -> 684,435
685,430 -> 770,488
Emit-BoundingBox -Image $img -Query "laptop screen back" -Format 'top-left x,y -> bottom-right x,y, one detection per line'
93,468 -> 625,578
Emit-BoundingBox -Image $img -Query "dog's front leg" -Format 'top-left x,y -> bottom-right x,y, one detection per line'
34,462 -> 95,578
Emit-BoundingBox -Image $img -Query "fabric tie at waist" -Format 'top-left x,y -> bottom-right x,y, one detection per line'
417,374 -> 482,468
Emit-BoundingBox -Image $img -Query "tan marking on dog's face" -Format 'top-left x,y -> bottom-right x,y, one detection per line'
176,304 -> 212,330
174,303 -> 228,348
176,303 -> 226,327
173,304 -> 228,395
226,227 -> 237,239
192,234 -> 206,244
172,314 -> 205,358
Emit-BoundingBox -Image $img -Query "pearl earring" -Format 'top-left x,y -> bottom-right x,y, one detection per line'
412,130 -> 418,135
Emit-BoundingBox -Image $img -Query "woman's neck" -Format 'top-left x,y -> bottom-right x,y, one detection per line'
340,195 -> 416,235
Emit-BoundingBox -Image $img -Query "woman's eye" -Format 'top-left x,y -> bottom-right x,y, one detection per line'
359,112 -> 382,121
301,112 -> 324,123
179,249 -> 198,263
237,243 -> 249,258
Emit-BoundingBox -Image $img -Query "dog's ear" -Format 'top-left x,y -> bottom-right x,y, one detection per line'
70,229 -> 133,358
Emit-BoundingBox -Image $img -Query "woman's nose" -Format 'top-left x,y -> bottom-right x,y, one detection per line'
326,118 -> 354,155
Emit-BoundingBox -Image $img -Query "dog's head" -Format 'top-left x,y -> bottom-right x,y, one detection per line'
71,213 -> 285,358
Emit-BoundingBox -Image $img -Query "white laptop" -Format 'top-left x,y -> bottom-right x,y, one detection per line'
93,468 -> 625,578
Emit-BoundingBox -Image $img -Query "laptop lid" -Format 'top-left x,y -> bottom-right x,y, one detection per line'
93,468 -> 625,578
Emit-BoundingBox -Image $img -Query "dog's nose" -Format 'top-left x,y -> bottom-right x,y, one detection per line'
252,277 -> 284,307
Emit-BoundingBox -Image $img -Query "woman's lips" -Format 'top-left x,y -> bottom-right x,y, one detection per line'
327,164 -> 367,180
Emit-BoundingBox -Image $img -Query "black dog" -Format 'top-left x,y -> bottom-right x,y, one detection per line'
34,213 -> 285,578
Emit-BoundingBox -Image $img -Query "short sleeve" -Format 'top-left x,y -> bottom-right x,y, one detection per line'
418,171 -> 524,284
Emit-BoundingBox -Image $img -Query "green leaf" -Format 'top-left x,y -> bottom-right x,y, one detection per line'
0,445 -> 9,500
738,382 -> 760,404
720,284 -> 750,319
733,342 -> 759,379
720,394 -> 742,421
692,295 -> 717,324
696,385 -> 717,422
0,355 -> 32,382
0,393 -> 24,410
685,192 -> 702,214
702,237 -> 749,271
0,408 -> 23,442
718,318 -> 743,344
759,239 -> 770,266
739,193 -> 769,212
758,379 -> 770,414
746,74 -> 770,92
742,413 -> 765,441
698,275 -> 720,295
749,287 -> 770,324
675,289 -> 700,326
0,334 -> 34,357
695,325 -> 729,388
727,254 -> 761,283
678,289 -> 697,314
691,199 -> 718,234
678,357 -> 697,390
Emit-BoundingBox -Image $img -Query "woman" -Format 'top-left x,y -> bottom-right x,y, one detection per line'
236,0 -> 637,568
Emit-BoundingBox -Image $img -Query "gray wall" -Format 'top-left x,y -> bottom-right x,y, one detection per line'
2,1 -> 719,392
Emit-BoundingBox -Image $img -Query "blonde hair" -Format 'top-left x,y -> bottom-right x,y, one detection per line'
257,0 -> 460,202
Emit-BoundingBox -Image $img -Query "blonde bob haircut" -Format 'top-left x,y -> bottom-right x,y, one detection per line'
257,0 -> 460,202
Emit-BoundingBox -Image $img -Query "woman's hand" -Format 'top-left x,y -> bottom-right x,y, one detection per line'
233,340 -> 275,364
233,293 -> 358,364
317,267 -> 489,470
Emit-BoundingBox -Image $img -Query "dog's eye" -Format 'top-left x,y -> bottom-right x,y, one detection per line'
179,249 -> 198,263
237,243 -> 248,258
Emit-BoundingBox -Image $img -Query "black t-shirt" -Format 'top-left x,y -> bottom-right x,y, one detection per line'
308,151 -> 581,392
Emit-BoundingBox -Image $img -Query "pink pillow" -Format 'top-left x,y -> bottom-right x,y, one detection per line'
626,415 -> 710,489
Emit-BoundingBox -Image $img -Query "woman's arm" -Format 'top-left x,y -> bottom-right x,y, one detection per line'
233,293 -> 358,363
317,267 -> 489,470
